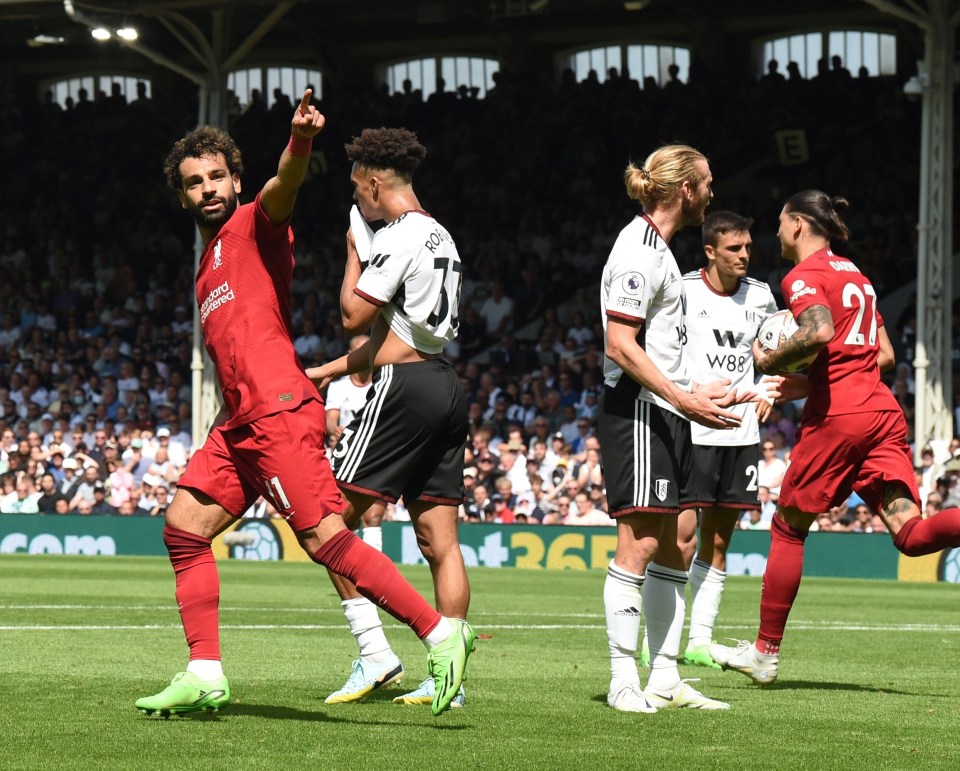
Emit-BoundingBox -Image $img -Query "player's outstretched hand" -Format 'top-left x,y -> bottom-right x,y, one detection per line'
291,89 -> 325,138
305,365 -> 334,393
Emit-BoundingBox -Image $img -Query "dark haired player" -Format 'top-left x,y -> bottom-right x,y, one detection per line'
640,211 -> 777,668
136,94 -> 471,717
308,127 -> 475,713
711,190 -> 960,684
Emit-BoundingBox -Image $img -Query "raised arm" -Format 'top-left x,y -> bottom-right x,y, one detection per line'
259,89 -> 325,225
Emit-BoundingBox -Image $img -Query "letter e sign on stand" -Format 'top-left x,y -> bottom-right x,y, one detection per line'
775,129 -> 809,166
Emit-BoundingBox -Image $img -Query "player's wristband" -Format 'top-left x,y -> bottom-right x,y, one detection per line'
287,134 -> 313,157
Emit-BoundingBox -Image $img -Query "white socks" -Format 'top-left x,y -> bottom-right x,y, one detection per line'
688,559 -> 726,649
344,526 -> 390,663
424,616 -> 453,648
186,659 -> 224,679
604,560 -> 644,683
643,562 -> 688,691
342,596 -> 392,663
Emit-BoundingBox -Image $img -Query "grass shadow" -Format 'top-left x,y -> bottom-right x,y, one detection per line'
764,680 -> 916,696
230,702 -> 472,729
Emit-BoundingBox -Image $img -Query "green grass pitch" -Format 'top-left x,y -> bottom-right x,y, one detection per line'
1,554 -> 959,770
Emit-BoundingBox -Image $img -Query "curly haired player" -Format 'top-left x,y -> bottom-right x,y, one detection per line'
137,96 -> 472,718
308,127 -> 475,712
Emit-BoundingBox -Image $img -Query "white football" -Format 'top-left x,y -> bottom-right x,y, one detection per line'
757,309 -> 817,373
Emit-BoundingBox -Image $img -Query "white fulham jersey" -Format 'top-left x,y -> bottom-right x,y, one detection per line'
682,269 -> 778,445
601,214 -> 691,416
354,211 -> 461,354
325,375 -> 371,430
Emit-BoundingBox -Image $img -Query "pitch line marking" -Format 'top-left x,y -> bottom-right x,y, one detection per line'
3,622 -> 960,633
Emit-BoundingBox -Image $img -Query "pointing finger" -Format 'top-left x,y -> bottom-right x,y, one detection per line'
298,89 -> 313,115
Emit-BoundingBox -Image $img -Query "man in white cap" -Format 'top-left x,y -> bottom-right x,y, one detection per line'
155,426 -> 188,468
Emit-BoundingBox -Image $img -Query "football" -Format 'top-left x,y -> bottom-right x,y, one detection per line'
757,309 -> 817,373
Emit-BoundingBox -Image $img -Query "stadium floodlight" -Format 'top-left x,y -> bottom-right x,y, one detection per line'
91,27 -> 111,40
27,34 -> 66,47
116,27 -> 138,41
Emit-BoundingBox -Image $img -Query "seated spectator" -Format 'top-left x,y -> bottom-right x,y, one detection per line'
849,504 -> 874,532
575,445 -> 603,489
758,440 -> 787,498
35,472 -> 66,513
563,490 -> 611,526
116,499 -> 141,516
90,481 -> 116,514
137,474 -> 162,512
489,493 -> 514,524
742,508 -> 772,530
0,476 -> 40,513
148,484 -> 171,517
68,464 -> 101,511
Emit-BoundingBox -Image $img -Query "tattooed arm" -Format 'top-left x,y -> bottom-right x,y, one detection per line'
754,304 -> 833,375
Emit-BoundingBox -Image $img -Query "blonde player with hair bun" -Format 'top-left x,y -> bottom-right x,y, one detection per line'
598,144 -> 750,713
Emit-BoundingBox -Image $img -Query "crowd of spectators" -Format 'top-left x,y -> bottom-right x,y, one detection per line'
0,54 -> 949,528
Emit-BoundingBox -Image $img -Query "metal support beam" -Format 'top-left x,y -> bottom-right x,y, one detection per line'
912,0 -> 956,457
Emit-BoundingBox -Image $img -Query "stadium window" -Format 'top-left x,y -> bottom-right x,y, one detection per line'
227,66 -> 322,108
759,30 -> 896,78
561,43 -> 690,85
382,56 -> 499,99
44,75 -> 150,108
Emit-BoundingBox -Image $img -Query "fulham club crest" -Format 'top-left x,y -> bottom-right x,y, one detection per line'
655,479 -> 670,501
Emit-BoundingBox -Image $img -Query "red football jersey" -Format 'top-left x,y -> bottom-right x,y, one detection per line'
781,248 -> 899,418
195,193 -> 316,430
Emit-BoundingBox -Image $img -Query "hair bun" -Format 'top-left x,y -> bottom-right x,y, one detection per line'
829,195 -> 849,212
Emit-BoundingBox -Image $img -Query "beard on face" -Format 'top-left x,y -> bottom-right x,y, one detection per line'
681,190 -> 710,226
190,191 -> 238,230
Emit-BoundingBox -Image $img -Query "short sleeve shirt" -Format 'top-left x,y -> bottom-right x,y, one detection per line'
601,214 -> 690,415
325,376 -> 371,429
682,269 -> 778,445
195,194 -> 316,430
355,211 -> 461,354
781,248 -> 898,418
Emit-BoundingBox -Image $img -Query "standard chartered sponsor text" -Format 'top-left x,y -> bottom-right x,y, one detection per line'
200,281 -> 236,325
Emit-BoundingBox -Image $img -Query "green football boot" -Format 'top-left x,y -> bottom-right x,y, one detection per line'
427,619 -> 477,716
136,671 -> 230,717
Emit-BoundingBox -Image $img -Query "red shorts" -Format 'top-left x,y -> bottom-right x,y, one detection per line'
779,409 -> 918,515
178,398 -> 345,531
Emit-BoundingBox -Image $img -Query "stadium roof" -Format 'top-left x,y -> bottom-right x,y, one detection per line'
2,0 -> 901,69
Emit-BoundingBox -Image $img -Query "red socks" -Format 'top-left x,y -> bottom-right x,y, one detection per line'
163,525 -> 221,661
313,528 -> 441,639
757,515 -> 808,653
893,509 -> 960,556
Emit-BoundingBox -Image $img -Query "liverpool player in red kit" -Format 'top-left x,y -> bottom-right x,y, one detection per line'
711,190 -> 960,685
136,91 -> 473,717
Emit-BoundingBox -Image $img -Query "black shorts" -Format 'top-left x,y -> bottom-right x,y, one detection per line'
687,443 -> 761,510
597,385 -> 694,517
331,359 -> 468,506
